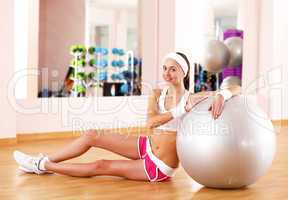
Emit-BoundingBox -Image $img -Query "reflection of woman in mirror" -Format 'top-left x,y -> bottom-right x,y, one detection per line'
60,66 -> 74,96
13,52 -> 240,182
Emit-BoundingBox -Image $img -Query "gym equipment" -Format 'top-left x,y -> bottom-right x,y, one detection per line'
70,59 -> 86,68
120,83 -> 130,94
177,95 -> 276,189
67,45 -> 141,97
128,57 -> 139,67
111,60 -> 118,67
89,47 -> 109,56
88,46 -> 96,55
112,48 -> 119,55
201,40 -> 231,73
118,49 -> 125,56
72,83 -> 86,94
117,60 -> 125,67
101,48 -> 109,55
89,59 -> 108,68
74,72 -> 86,81
220,76 -> 241,89
95,47 -> 102,54
70,45 -> 86,56
224,37 -> 243,67
98,72 -> 108,81
111,73 -> 124,81
112,48 -> 125,56
122,70 -> 137,81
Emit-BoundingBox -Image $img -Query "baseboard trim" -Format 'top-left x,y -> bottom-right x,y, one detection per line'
272,120 -> 288,127
0,127 -> 149,145
17,131 -> 82,143
0,138 -> 17,146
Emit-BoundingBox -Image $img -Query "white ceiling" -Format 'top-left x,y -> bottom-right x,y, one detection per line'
88,0 -> 239,18
211,0 -> 239,18
88,0 -> 138,10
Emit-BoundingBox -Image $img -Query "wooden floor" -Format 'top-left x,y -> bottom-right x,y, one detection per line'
0,126 -> 287,200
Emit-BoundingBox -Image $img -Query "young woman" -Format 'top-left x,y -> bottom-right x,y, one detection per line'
13,52 -> 241,182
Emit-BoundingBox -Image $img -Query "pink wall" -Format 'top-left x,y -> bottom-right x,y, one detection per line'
270,0 -> 288,119
140,0 -> 175,94
157,0 -> 175,85
140,0 -> 159,94
38,0 -> 85,92
239,0 -> 260,94
257,0 -> 274,117
0,0 -> 16,138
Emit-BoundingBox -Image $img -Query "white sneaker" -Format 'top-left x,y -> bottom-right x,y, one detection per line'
18,166 -> 34,173
13,150 -> 47,175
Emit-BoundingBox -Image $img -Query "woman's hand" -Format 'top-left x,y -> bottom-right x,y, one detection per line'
185,93 -> 211,112
209,94 -> 225,119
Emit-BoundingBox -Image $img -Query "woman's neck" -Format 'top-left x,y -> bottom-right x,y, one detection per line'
167,84 -> 186,97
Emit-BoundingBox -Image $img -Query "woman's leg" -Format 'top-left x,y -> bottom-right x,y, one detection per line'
44,159 -> 148,181
47,130 -> 140,163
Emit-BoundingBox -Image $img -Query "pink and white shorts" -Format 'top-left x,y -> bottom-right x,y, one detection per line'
137,136 -> 175,182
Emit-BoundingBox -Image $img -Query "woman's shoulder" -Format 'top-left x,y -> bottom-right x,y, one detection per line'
151,87 -> 164,98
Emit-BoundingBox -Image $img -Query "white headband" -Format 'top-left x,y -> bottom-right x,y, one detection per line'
162,52 -> 189,76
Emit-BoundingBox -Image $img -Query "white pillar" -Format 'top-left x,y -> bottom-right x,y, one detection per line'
0,0 -> 16,139
239,0 -> 260,95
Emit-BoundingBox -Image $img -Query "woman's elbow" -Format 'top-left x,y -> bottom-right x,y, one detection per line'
146,120 -> 155,129
146,118 -> 159,129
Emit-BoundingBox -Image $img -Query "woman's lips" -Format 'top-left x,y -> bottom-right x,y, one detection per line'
164,77 -> 172,81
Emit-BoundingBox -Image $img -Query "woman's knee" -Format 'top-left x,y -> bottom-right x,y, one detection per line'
82,129 -> 101,146
90,160 -> 111,172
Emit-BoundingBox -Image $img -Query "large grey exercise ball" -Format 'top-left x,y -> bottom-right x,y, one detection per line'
224,37 -> 243,67
220,76 -> 242,90
177,95 -> 276,189
201,40 -> 231,73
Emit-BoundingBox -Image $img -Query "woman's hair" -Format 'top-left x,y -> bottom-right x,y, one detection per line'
176,52 -> 190,90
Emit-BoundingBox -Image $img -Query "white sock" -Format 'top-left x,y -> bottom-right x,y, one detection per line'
39,157 -> 50,171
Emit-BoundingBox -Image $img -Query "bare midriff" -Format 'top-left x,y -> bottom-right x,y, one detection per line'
149,130 -> 179,169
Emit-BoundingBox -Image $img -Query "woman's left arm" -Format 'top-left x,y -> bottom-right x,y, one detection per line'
209,85 -> 242,119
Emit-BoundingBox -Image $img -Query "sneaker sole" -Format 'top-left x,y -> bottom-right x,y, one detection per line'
18,166 -> 34,173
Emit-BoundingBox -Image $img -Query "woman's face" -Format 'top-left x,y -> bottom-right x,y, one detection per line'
162,58 -> 185,85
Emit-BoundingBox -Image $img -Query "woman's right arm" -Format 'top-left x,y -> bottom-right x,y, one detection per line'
146,89 -> 174,129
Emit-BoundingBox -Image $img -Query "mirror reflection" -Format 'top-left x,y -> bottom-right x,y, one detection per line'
193,0 -> 242,93
38,0 -> 141,97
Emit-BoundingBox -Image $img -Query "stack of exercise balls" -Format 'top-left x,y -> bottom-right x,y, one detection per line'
177,29 -> 276,189
201,40 -> 231,73
221,29 -> 243,89
200,29 -> 243,87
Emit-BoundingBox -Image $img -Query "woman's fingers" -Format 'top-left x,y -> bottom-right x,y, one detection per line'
213,103 -> 217,119
218,102 -> 224,116
214,104 -> 220,119
185,96 -> 209,112
210,103 -> 214,118
214,102 -> 224,119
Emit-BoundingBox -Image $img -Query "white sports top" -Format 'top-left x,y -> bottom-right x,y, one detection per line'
155,87 -> 190,132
